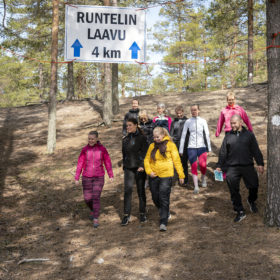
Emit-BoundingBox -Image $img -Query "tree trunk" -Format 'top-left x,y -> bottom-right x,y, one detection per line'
248,0 -> 254,85
67,61 -> 74,100
111,0 -> 119,114
265,0 -> 280,227
103,63 -> 112,126
103,0 -> 113,125
47,0 -> 59,154
39,63 -> 44,101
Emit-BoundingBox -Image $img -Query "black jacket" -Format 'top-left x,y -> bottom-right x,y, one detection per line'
170,116 -> 187,147
217,127 -> 264,169
122,108 -> 140,136
139,119 -> 155,144
122,129 -> 148,169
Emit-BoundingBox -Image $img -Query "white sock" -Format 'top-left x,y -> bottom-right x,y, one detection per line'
192,174 -> 199,190
201,175 -> 207,187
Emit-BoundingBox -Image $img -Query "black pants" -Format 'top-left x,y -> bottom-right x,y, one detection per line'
124,168 -> 146,215
149,177 -> 172,226
226,165 -> 259,212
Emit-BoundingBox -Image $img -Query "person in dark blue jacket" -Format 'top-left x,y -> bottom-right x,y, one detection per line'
216,114 -> 264,223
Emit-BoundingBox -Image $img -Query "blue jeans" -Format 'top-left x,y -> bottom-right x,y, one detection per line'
149,177 -> 172,225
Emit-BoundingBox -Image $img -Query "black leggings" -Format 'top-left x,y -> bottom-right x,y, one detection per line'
123,168 -> 146,215
149,176 -> 172,226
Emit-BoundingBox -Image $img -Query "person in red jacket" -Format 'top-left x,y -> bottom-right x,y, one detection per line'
75,131 -> 114,228
215,91 -> 253,137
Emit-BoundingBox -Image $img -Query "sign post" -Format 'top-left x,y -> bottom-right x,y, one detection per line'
65,5 -> 146,63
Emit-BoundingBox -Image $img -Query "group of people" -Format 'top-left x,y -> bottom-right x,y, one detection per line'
75,91 -> 264,231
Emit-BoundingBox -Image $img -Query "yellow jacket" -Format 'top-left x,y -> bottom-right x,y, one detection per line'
144,136 -> 185,179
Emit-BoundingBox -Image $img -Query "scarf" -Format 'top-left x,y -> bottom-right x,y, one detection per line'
151,140 -> 168,161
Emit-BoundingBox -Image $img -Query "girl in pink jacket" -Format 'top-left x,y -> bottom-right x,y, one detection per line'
216,91 -> 253,137
75,131 -> 114,228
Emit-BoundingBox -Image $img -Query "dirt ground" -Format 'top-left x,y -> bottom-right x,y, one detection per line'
0,84 -> 280,280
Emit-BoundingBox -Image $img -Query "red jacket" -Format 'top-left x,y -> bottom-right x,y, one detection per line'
215,104 -> 253,137
75,142 -> 113,180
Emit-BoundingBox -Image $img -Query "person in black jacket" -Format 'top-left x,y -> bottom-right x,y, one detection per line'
139,110 -> 155,145
122,99 -> 140,136
121,118 -> 149,226
170,105 -> 188,185
216,114 -> 264,223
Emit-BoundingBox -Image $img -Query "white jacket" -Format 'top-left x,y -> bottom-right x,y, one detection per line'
179,116 -> 211,153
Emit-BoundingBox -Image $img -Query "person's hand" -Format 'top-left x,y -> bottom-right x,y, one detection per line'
179,153 -> 183,156
75,180 -> 79,187
207,152 -> 211,156
257,166 -> 264,174
109,177 -> 114,183
179,178 -> 184,185
216,168 -> 221,172
150,172 -> 157,178
137,167 -> 144,172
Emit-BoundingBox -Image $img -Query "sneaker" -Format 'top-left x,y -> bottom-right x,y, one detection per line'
234,211 -> 246,223
93,218 -> 99,228
247,199 -> 258,213
194,187 -> 199,194
139,213 -> 147,223
121,215 -> 130,226
89,211 -> 94,221
168,212 -> 171,220
159,224 -> 167,231
201,177 -> 207,188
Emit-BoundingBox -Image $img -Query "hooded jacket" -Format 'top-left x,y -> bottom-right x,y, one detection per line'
217,127 -> 264,169
139,119 -> 155,144
170,116 -> 188,147
75,142 -> 113,180
122,129 -> 148,169
215,104 -> 253,136
122,108 -> 140,136
144,136 -> 185,179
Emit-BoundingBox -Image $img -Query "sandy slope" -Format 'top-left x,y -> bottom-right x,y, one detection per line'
1,84 -> 279,280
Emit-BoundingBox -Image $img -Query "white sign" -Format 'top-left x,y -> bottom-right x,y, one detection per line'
65,5 -> 146,63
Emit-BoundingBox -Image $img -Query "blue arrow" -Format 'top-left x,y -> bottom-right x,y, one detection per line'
71,39 -> 83,57
129,41 -> 141,59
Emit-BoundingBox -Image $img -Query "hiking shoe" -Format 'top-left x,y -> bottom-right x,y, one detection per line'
93,219 -> 99,228
194,187 -> 199,194
247,199 -> 258,213
234,211 -> 246,223
121,215 -> 130,226
139,213 -> 147,223
159,224 -> 167,231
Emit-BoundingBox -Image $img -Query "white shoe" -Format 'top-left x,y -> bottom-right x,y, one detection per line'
194,187 -> 199,194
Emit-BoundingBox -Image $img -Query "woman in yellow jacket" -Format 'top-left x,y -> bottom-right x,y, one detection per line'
144,127 -> 185,231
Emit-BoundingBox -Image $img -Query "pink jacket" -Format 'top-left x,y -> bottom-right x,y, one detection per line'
215,104 -> 253,137
153,115 -> 172,131
75,142 -> 113,180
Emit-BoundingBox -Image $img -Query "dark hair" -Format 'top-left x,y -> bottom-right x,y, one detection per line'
126,118 -> 145,135
191,104 -> 200,110
175,105 -> 184,113
89,131 -> 98,137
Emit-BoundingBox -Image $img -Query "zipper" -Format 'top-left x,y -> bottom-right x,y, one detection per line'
195,117 -> 197,148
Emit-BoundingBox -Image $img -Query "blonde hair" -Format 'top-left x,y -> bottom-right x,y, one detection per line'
227,91 -> 235,99
139,110 -> 149,119
153,126 -> 171,138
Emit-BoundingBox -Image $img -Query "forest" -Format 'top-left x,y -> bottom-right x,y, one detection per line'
0,0 -> 266,107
